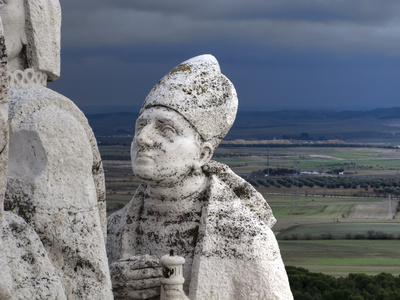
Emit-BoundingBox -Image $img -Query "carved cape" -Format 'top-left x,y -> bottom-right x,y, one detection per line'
107,161 -> 293,300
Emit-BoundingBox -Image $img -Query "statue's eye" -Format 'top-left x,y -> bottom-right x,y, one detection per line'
135,120 -> 147,133
161,125 -> 176,135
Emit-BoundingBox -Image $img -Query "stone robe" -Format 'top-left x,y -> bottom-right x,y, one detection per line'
1,211 -> 67,299
107,161 -> 293,300
5,81 -> 112,300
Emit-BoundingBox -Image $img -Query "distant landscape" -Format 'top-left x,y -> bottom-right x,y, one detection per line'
89,108 -> 400,278
87,107 -> 400,146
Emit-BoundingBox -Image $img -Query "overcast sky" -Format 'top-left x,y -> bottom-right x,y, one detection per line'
49,0 -> 400,113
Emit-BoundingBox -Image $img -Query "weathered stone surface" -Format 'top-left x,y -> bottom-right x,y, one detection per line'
1,0 -> 112,298
6,84 -> 112,299
110,256 -> 162,300
107,55 -> 293,299
2,212 -> 67,300
25,0 -> 61,80
0,0 -> 61,79
0,19 -> 8,225
141,54 -> 237,148
0,17 -> 12,300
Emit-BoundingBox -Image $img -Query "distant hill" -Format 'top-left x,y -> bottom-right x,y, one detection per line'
86,108 -> 400,143
86,111 -> 138,136
232,108 -> 400,127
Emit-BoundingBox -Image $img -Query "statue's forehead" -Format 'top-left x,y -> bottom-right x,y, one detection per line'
137,106 -> 200,134
138,106 -> 187,123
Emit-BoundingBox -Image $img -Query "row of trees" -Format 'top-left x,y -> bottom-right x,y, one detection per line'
249,175 -> 400,194
287,266 -> 400,300
101,155 -> 131,161
281,231 -> 400,241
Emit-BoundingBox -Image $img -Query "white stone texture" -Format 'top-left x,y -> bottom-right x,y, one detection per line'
25,0 -> 61,81
160,254 -> 189,300
0,20 -> 8,225
0,19 -> 13,300
108,161 -> 291,299
141,54 -> 238,148
6,84 -> 112,299
1,1 -> 111,298
10,68 -> 48,86
0,0 -> 60,80
0,0 -> 27,73
2,211 -> 67,300
110,255 -> 162,300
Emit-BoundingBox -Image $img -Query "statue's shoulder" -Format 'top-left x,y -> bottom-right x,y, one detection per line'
106,184 -> 147,263
108,184 -> 147,222
8,81 -> 99,159
9,83 -> 83,122
204,160 -> 276,228
195,161 -> 279,260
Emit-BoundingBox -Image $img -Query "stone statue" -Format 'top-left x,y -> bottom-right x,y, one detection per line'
0,16 -> 13,299
2,0 -> 113,299
107,55 -> 293,299
0,12 -> 66,300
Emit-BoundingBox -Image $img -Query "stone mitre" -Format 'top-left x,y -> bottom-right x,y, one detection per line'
140,54 -> 238,148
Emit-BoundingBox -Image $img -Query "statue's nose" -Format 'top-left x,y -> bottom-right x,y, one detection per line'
135,124 -> 155,147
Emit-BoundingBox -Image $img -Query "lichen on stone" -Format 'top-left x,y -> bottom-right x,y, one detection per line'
169,63 -> 192,75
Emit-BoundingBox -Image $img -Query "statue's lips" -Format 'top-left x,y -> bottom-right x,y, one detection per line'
134,152 -> 153,160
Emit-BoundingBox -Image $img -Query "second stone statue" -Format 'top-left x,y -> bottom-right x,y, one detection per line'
107,54 -> 293,300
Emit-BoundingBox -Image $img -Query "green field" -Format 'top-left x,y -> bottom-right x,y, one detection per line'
102,144 -> 400,276
100,145 -> 400,175
279,240 -> 400,276
272,204 -> 354,219
212,146 -> 400,176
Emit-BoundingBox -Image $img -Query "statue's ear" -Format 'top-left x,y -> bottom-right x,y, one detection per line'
199,142 -> 214,166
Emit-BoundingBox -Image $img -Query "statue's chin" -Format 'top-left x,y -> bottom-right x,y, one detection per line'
133,165 -> 197,189
133,168 -> 180,187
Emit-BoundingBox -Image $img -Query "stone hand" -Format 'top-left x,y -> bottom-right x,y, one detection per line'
110,255 -> 163,300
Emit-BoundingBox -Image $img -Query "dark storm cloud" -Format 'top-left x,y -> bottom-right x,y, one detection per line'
59,0 -> 400,55
62,0 -> 400,23
52,0 -> 400,111
129,0 -> 400,25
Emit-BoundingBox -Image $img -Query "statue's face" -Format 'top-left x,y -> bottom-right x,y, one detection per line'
0,0 -> 27,63
131,106 -> 203,186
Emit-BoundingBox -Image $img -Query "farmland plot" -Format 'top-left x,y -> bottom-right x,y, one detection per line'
349,200 -> 399,219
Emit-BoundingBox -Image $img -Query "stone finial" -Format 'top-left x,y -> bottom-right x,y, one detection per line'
160,251 -> 188,300
140,54 -> 238,148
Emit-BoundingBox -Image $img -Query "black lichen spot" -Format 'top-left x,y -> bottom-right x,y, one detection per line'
188,226 -> 199,247
74,259 -> 95,273
21,253 -> 35,264
233,185 -> 251,199
126,214 -> 134,224
163,267 -> 174,278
